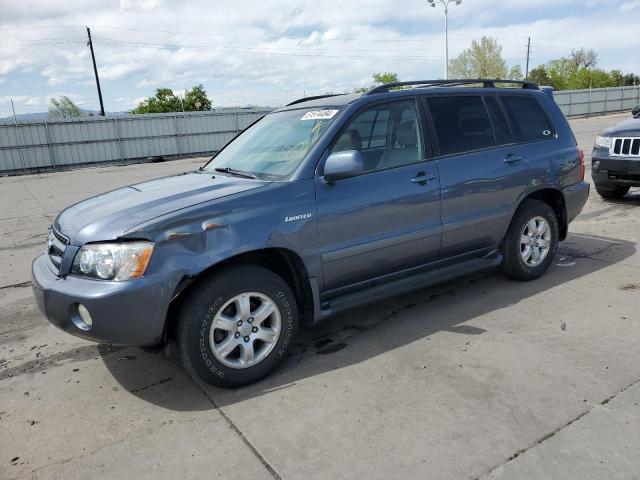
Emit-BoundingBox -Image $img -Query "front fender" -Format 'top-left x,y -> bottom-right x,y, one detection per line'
127,179 -> 321,289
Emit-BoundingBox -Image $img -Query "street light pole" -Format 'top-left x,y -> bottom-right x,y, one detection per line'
427,0 -> 462,80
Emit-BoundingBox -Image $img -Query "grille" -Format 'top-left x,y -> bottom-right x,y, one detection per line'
46,227 -> 69,274
611,138 -> 640,157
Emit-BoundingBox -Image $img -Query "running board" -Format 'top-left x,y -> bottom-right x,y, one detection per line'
320,253 -> 503,318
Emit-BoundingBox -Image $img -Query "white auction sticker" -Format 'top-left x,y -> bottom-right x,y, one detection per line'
300,110 -> 339,121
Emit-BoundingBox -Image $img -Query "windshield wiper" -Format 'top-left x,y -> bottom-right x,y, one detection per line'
213,167 -> 258,179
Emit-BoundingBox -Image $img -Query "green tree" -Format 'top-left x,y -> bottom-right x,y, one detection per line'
508,65 -> 523,81
184,84 -> 212,111
527,49 -> 640,90
48,96 -> 82,119
372,72 -> 399,85
355,72 -> 400,92
132,88 -> 181,114
132,85 -> 212,114
448,36 -> 509,79
528,65 -> 552,86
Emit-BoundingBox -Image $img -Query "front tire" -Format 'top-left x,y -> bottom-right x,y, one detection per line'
595,183 -> 629,199
177,265 -> 298,388
501,200 -> 559,281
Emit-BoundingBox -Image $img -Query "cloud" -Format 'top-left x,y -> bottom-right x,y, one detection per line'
0,0 -> 638,116
620,1 -> 640,11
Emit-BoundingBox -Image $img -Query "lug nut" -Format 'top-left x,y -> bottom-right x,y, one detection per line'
252,327 -> 258,333
244,336 -> 250,342
237,320 -> 243,326
248,317 -> 254,323
234,332 -> 240,338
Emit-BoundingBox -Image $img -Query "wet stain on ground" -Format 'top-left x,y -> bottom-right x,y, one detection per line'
316,342 -> 347,355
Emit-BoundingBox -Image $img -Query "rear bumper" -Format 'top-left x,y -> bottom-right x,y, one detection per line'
563,181 -> 590,224
31,254 -> 174,346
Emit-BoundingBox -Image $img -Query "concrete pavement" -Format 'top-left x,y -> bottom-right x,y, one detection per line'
1,113 -> 639,480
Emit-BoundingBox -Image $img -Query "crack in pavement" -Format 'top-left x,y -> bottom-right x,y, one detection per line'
189,374 -> 282,480
0,281 -> 32,290
477,376 -> 640,479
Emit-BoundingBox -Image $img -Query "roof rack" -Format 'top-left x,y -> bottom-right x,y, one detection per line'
366,79 -> 539,95
286,94 -> 345,106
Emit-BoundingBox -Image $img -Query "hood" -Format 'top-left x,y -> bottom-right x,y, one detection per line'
55,172 -> 269,245
602,117 -> 640,137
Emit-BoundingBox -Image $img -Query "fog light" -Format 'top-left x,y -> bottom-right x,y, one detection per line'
74,304 -> 93,330
593,160 -> 600,170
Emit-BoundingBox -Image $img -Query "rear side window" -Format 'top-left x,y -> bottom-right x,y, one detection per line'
427,96 -> 494,155
484,96 -> 513,145
500,96 -> 553,142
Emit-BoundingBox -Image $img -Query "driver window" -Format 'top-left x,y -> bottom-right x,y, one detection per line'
330,100 -> 423,172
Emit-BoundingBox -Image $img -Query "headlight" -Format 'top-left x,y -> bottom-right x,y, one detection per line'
595,136 -> 612,149
71,242 -> 154,281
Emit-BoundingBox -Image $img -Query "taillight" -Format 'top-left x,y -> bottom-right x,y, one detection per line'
578,148 -> 585,180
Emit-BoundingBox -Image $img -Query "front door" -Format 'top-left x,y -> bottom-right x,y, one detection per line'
315,99 -> 442,292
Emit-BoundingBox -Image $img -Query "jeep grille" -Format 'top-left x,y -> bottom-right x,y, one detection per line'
611,138 -> 640,158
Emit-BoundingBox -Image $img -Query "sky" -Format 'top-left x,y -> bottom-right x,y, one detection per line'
0,0 -> 639,117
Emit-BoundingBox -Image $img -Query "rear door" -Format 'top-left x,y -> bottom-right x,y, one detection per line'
424,94 -> 530,257
315,98 -> 442,292
498,95 -> 578,186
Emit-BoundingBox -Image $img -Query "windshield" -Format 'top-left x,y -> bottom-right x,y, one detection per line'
204,107 -> 341,179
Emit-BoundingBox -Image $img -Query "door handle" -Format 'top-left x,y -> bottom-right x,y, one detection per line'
503,154 -> 523,164
411,172 -> 438,185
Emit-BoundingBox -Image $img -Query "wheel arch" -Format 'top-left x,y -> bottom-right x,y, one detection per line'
164,247 -> 315,342
514,187 -> 568,241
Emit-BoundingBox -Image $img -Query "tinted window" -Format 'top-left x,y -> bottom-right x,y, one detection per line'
427,96 -> 494,155
500,96 -> 553,142
484,96 -> 513,145
331,100 -> 423,172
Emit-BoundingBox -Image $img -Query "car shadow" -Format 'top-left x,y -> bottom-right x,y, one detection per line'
100,232 -> 636,410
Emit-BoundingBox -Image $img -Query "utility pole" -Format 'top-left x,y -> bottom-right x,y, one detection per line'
525,37 -> 531,80
86,27 -> 105,116
427,0 -> 462,80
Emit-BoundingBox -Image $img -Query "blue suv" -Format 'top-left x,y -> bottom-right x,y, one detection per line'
32,80 -> 589,387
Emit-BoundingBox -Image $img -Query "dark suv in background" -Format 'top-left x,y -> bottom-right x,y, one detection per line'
592,104 -> 640,198
32,79 -> 589,387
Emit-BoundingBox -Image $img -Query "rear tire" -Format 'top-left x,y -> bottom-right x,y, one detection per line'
501,200 -> 559,281
595,184 -> 629,199
177,265 -> 298,388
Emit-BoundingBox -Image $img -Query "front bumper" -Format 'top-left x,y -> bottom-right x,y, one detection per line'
592,152 -> 640,187
563,181 -> 590,224
32,254 -> 174,346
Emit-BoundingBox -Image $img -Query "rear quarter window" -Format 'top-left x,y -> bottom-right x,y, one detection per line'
499,95 -> 554,143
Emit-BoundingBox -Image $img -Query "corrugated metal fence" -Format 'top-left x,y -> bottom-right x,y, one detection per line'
553,85 -> 640,118
0,109 -> 270,174
1,86 -> 640,174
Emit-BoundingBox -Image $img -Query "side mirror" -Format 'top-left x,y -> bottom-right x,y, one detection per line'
632,104 -> 640,118
323,150 -> 365,182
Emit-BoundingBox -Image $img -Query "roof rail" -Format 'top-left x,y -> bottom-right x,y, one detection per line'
286,94 -> 344,106
366,79 -> 539,95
